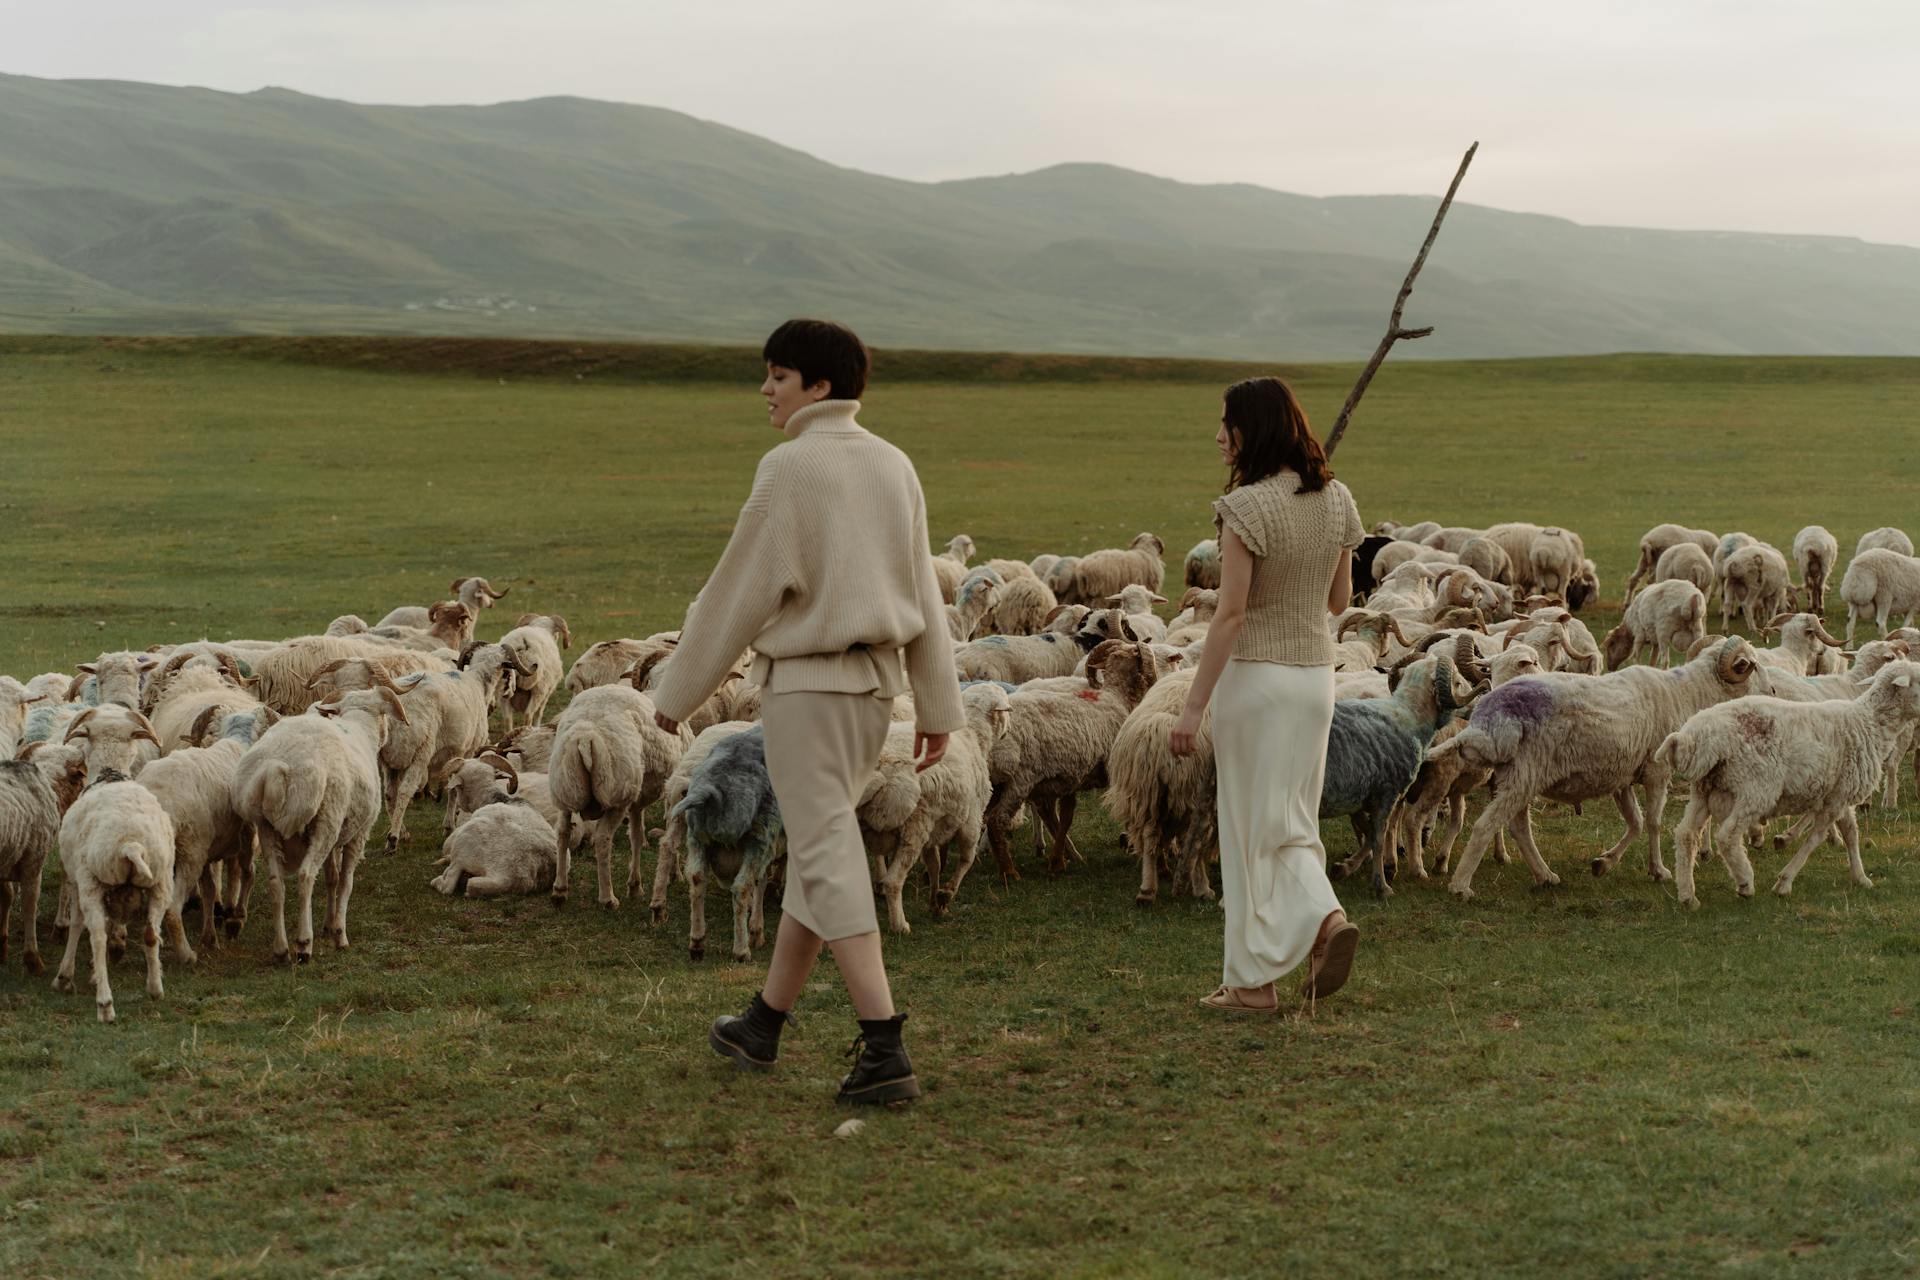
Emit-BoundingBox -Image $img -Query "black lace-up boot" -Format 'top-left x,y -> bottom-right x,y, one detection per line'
709,992 -> 793,1071
835,1013 -> 922,1105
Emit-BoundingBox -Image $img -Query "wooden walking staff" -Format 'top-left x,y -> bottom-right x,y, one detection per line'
1322,142 -> 1479,457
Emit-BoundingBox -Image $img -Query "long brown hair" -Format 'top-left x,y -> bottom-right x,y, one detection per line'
1222,376 -> 1332,495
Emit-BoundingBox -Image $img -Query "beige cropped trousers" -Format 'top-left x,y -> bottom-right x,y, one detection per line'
1213,658 -> 1342,989
761,687 -> 895,942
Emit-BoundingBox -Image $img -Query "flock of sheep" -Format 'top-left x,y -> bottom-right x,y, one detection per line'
4,512 -> 1920,1023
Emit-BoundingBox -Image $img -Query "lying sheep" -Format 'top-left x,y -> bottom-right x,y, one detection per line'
1435,637 -> 1769,898
1840,548 -> 1920,643
1793,526 -> 1840,618
672,724 -> 783,959
1653,542 -> 1715,596
443,752 -> 572,846
1601,580 -> 1707,669
953,605 -> 1089,684
1663,661 -> 1920,905
497,613 -> 572,730
429,799 -> 557,898
0,742 -> 89,975
930,534 -> 976,604
136,706 -> 277,963
1627,524 -> 1718,600
376,577 -> 510,630
1069,533 -> 1165,606
1183,539 -> 1221,590
546,681 -> 687,909
233,686 -> 408,962
51,770 -> 176,1022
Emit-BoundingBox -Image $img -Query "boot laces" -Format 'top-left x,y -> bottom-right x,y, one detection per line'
844,1030 -> 869,1063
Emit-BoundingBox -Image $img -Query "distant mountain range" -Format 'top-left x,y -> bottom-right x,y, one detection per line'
3,72 -> 1919,359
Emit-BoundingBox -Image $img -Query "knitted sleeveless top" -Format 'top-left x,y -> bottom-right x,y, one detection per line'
1212,472 -> 1365,666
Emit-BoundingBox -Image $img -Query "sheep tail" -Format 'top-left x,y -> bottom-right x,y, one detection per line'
120,841 -> 157,887
1656,729 -> 1701,781
241,759 -> 322,837
1429,726 -> 1500,772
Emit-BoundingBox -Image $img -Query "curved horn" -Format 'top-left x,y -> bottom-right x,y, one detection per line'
481,579 -> 508,600
376,686 -> 411,726
189,705 -> 222,747
1453,631 -> 1488,683
1764,612 -> 1795,633
306,657 -> 360,690
1384,614 -> 1414,647
1502,627 -> 1527,652
456,641 -> 483,670
1809,616 -> 1843,647
479,750 -> 519,792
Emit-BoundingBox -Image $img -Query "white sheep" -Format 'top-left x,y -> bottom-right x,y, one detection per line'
497,613 -> 572,730
1105,584 -> 1169,642
136,706 -> 277,962
232,686 -> 408,961
1762,639 -> 1912,704
1434,637 -> 1770,898
1719,542 -> 1793,634
546,681 -> 687,909
987,572 -> 1059,637
144,653 -> 262,752
1183,539 -> 1221,590
945,573 -> 1001,642
51,770 -> 176,1022
0,742 -> 89,975
1601,580 -> 1707,669
1068,533 -> 1166,606
1855,527 -> 1914,559
1750,613 -> 1844,676
1839,548 -> 1920,643
251,636 -> 448,716
367,601 -> 477,653
1421,526 -> 1485,554
0,676 -> 49,757
952,606 -> 1089,684
1458,536 -> 1513,586
1106,666 -> 1218,907
1652,542 -> 1715,596
564,634 -> 676,695
930,534 -> 976,604
1663,661 -> 1920,905
429,800 -> 557,897
376,577 -> 510,630
1627,524 -> 1718,599
1793,526 -> 1840,618
443,752 -> 571,844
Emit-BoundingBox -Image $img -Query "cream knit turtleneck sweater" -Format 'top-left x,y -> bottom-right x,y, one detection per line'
650,399 -> 965,734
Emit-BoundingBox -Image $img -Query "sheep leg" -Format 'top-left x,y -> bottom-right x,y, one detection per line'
1837,807 -> 1872,889
1134,827 -> 1161,906
592,815 -> 620,910
1046,794 -> 1079,875
1185,842 -> 1216,900
938,816 -> 985,917
1672,791 -> 1712,907
329,846 -> 361,949
1366,805 -> 1394,899
749,876 -> 767,949
925,837 -> 946,911
686,864 -> 708,960
142,895 -> 166,1001
383,760 -> 430,853
1773,806 -> 1842,896
649,820 -> 681,925
193,862 -> 219,954
731,873 -> 753,962
1883,746 -> 1903,809
81,897 -> 116,1022
51,889 -> 87,995
164,869 -> 199,967
293,862 -> 320,963
551,811 -> 577,908
1588,789 -> 1644,876
461,874 -> 517,896
1504,806 -> 1560,889
258,832 -> 291,960
1448,782 -> 1535,899
1639,770 -> 1674,882
1429,793 -> 1470,875
226,841 -> 255,941
1707,808 -> 1758,900
16,868 -> 43,976
985,793 -> 1022,884
623,807 -> 653,900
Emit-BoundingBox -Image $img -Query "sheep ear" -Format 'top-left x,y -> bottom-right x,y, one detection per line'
1106,593 -> 1124,604
1149,594 -> 1168,605
1896,674 -> 1913,689
75,663 -> 97,675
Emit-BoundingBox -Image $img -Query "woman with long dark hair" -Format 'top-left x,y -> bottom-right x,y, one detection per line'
1169,376 -> 1366,1012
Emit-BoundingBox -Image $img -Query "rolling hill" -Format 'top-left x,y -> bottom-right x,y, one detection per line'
3,72 -> 1918,358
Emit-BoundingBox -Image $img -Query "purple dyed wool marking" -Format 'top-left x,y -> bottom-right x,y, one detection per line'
1476,678 -> 1555,726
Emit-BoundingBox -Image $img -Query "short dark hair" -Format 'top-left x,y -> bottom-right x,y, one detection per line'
1222,376 -> 1333,495
761,318 -> 870,400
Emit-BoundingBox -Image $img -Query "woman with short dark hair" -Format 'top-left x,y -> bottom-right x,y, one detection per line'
1169,376 -> 1367,1012
650,317 -> 961,1103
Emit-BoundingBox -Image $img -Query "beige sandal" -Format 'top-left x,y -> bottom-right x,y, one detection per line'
1198,984 -> 1279,1014
1302,913 -> 1360,1002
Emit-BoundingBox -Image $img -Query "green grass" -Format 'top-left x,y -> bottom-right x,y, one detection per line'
2,339 -> 1919,1278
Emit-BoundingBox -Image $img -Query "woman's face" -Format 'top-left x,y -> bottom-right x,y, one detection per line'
761,363 -> 829,429
1216,410 -> 1240,467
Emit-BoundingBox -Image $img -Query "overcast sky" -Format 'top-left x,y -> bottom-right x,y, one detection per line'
8,0 -> 1918,247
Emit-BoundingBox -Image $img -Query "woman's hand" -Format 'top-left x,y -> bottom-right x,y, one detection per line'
1169,708 -> 1203,758
914,732 -> 948,772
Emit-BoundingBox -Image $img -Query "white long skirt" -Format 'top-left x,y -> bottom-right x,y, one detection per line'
1213,658 -> 1341,989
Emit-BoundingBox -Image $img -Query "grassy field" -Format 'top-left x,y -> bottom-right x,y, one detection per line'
2,338 -> 1918,1278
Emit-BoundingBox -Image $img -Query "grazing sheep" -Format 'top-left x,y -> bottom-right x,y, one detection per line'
930,534 -> 976,604
1184,539 -> 1221,590
1042,556 -> 1080,603
497,613 -> 572,731
1839,548 -> 1920,643
367,601 -> 477,653
672,725 -> 784,960
145,653 -> 261,753
1663,661 -> 1920,905
953,605 -> 1090,684
429,800 -> 557,898
1376,520 -> 1443,543
546,682 -> 687,909
1325,638 -> 1484,897
1855,527 -> 1915,559
1421,526 -> 1485,554
493,722 -> 557,772
73,651 -> 159,711
1105,667 -> 1219,907
1029,553 -> 1061,582
1458,536 -> 1514,586
1793,526 -> 1840,618
1601,580 -> 1708,669
982,640 -> 1159,881
0,743 -> 89,975
51,770 -> 176,1022
1069,533 -> 1166,606
1435,637 -> 1769,898
1627,524 -> 1718,600
564,634 -> 676,695
1652,542 -> 1715,597
232,686 -> 408,962
376,577 -> 511,630
1371,541 -> 1460,580
135,706 -> 277,962
645,719 -> 756,924
1719,543 -> 1793,634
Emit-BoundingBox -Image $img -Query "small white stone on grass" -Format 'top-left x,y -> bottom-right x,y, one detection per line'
833,1119 -> 866,1139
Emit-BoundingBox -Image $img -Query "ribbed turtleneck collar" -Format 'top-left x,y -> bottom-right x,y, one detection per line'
782,399 -> 863,440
